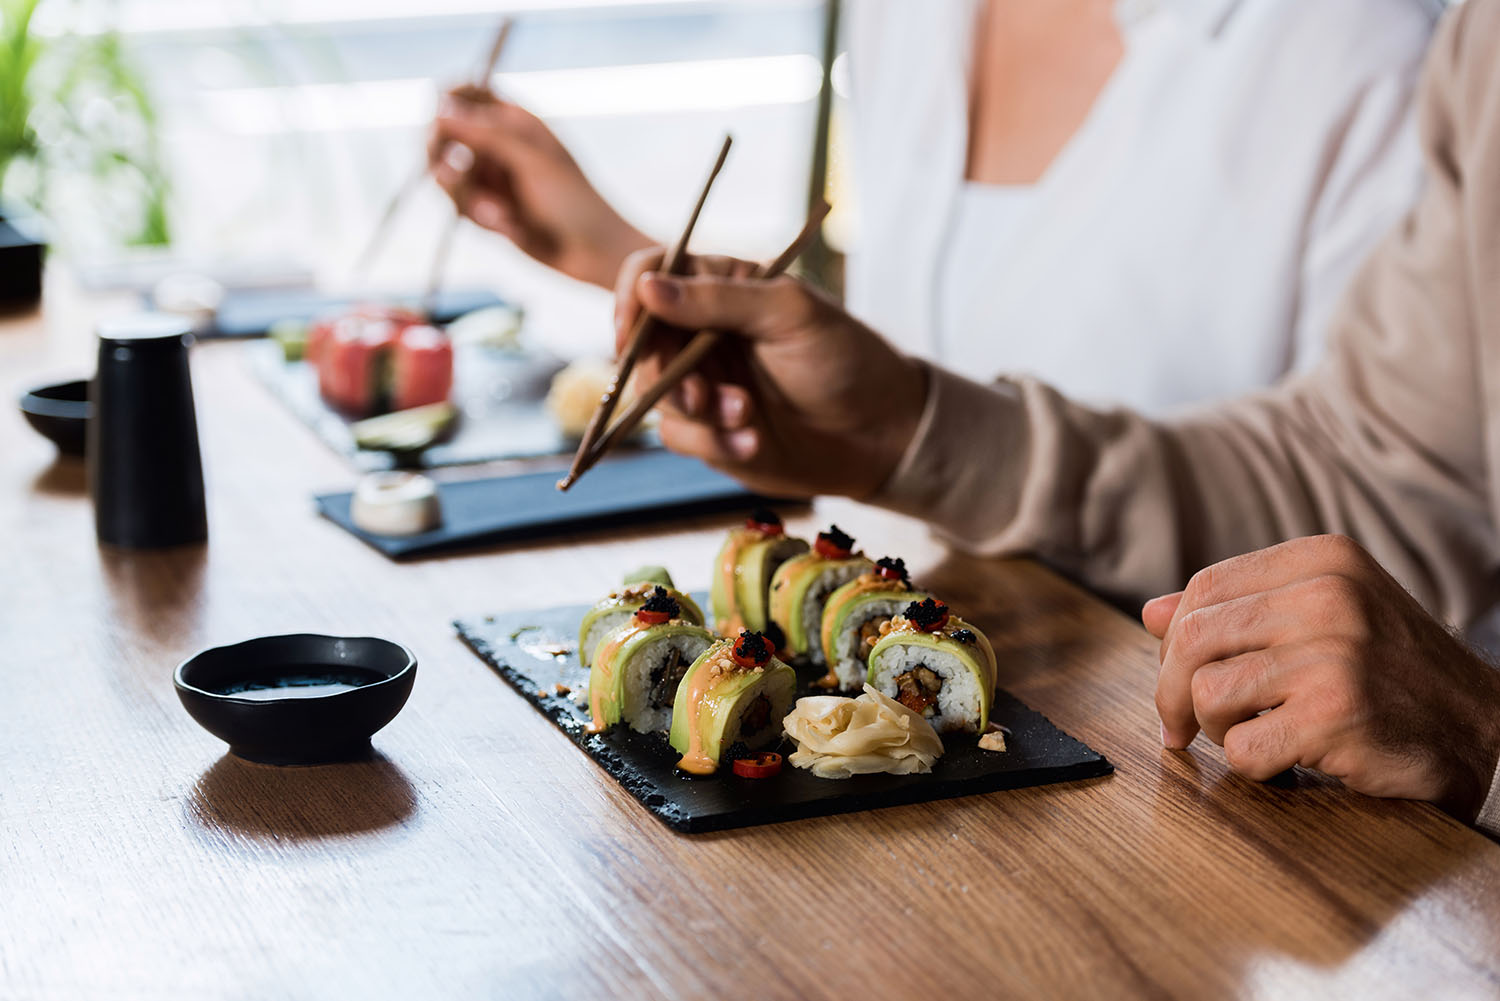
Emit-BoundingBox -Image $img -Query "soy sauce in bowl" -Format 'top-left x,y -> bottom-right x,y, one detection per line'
175,635 -> 416,765
207,665 -> 391,701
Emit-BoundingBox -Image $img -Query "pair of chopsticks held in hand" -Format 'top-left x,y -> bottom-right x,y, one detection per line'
558,135 -> 830,491
354,18 -> 513,312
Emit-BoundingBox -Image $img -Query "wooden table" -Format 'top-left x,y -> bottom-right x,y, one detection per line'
4,288 -> 1500,1000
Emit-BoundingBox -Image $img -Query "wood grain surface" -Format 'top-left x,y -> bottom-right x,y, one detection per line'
3,283 -> 1499,1001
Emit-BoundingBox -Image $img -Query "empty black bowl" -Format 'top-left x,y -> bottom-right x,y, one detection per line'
175,634 -> 417,765
19,379 -> 89,456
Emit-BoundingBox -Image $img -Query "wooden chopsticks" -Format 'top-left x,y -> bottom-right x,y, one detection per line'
423,17 -> 514,317
556,198 -> 830,491
351,17 -> 513,300
555,134 -> 734,489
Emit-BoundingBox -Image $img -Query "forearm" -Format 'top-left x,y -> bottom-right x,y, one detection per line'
872,362 -> 1498,622
584,219 -> 656,290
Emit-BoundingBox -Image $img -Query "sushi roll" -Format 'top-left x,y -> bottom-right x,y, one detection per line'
816,557 -> 929,691
669,630 -> 798,775
768,525 -> 874,666
866,598 -> 997,734
709,509 -> 809,638
578,571 -> 705,667
586,588 -> 714,735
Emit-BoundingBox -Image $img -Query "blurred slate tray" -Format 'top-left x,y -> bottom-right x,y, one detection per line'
251,340 -> 652,471
205,286 -> 505,338
454,599 -> 1113,834
317,452 -> 790,559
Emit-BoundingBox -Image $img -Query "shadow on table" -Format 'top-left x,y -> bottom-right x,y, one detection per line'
187,751 -> 417,840
31,456 -> 86,495
97,541 -> 209,647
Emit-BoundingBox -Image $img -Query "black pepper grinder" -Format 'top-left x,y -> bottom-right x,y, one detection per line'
88,313 -> 208,548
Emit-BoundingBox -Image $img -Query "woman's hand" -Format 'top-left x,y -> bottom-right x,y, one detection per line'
612,248 -> 929,500
1143,535 -> 1500,819
428,87 -> 653,288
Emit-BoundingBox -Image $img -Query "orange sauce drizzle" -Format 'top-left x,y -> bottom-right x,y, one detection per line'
586,621 -> 644,734
676,646 -> 753,775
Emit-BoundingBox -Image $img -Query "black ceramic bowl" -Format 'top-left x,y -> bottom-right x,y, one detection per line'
175,634 -> 417,765
19,379 -> 89,456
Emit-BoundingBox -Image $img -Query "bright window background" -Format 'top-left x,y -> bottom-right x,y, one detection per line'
44,0 -> 827,355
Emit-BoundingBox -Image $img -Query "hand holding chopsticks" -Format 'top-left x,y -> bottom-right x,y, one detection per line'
352,17 -> 513,303
556,134 -> 734,489
560,200 -> 832,489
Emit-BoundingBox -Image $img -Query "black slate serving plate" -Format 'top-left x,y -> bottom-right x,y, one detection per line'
455,599 -> 1112,833
206,286 -> 505,338
318,452 -> 794,559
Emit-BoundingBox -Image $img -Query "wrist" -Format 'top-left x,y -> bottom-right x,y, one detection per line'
848,356 -> 929,500
884,356 -> 930,460
1471,667 -> 1500,819
1443,656 -> 1500,820
588,222 -> 655,290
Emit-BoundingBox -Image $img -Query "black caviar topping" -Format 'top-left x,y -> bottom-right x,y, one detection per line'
904,597 -> 949,630
874,556 -> 909,583
723,740 -> 752,763
640,585 -> 680,618
749,507 -> 782,528
951,628 -> 975,645
818,524 -> 855,551
733,630 -> 773,666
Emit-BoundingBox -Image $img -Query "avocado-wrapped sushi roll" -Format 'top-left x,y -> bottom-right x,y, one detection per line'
578,569 -> 705,667
710,509 -> 808,637
669,631 -> 797,775
867,598 -> 997,733
768,526 -> 873,666
816,557 -> 929,691
586,589 -> 714,735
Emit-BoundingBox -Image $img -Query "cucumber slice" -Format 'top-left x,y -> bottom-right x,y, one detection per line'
351,401 -> 457,452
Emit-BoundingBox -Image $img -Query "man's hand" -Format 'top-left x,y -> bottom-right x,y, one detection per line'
429,88 -> 652,288
611,248 -> 929,500
1143,535 -> 1500,818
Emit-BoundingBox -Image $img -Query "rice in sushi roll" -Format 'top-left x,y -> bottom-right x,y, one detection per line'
578,569 -> 705,667
669,631 -> 797,775
816,557 -> 928,691
768,525 -> 873,666
866,598 -> 997,734
586,588 -> 715,735
709,509 -> 808,637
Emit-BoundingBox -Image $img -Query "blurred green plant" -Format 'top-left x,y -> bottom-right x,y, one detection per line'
0,0 -> 170,246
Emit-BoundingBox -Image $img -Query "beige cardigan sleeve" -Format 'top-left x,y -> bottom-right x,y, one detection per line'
874,0 -> 1499,628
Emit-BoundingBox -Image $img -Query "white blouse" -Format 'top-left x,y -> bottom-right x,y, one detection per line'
843,0 -> 1439,415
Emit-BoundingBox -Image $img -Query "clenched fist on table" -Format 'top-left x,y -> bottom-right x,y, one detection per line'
1143,535 -> 1500,819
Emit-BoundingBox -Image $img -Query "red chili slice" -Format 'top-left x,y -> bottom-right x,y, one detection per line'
904,597 -> 950,632
731,631 -> 773,668
814,537 -> 851,560
876,563 -> 903,582
746,516 -> 783,536
732,752 -> 783,778
635,608 -> 671,626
